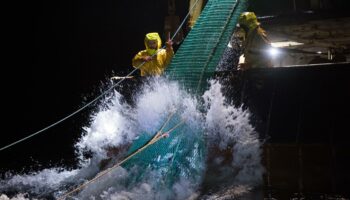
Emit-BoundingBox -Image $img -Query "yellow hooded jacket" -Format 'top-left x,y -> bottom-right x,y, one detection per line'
239,12 -> 273,68
132,32 -> 174,76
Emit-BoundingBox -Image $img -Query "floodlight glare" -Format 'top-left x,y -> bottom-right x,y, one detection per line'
268,47 -> 280,57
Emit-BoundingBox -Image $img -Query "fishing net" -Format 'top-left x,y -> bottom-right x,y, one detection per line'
123,112 -> 205,188
166,0 -> 248,94
122,0 -> 248,191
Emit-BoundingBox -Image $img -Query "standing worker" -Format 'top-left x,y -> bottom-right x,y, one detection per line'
237,12 -> 273,70
132,32 -> 174,76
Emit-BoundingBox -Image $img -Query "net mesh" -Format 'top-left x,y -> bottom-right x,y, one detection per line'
122,0 -> 248,189
123,112 -> 205,188
166,0 -> 248,94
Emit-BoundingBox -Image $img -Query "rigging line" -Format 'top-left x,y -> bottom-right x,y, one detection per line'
57,136 -> 165,200
0,67 -> 137,152
151,111 -> 176,142
58,117 -> 185,200
59,1 -> 204,197
0,0 -> 202,152
170,0 -> 200,42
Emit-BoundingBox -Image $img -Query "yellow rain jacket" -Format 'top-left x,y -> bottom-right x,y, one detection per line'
132,32 -> 174,76
238,12 -> 273,69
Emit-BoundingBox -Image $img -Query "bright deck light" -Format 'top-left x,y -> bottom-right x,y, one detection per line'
268,47 -> 280,57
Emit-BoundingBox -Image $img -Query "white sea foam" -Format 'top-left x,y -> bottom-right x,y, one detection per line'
0,77 -> 263,199
203,79 -> 264,187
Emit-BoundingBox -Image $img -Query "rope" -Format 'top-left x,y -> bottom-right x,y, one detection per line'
58,114 -> 185,200
170,0 -> 200,42
0,0 -> 201,152
56,0 -> 241,197
0,67 -> 137,152
59,0 -> 228,194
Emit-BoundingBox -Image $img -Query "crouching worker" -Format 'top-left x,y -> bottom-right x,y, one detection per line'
132,32 -> 174,76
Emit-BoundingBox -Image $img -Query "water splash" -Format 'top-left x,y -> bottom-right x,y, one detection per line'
0,193 -> 32,200
0,76 -> 263,199
201,79 -> 264,193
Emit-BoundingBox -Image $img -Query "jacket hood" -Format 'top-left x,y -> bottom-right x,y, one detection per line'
144,32 -> 162,55
238,12 -> 259,31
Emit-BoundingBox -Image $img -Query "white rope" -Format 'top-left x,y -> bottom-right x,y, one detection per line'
57,113 -> 185,200
0,0 -> 202,152
170,0 -> 200,42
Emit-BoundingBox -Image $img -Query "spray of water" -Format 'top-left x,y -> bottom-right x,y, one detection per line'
0,76 -> 263,200
200,79 -> 264,197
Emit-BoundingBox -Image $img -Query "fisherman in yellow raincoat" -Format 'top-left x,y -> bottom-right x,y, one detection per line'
132,32 -> 174,76
237,12 -> 273,70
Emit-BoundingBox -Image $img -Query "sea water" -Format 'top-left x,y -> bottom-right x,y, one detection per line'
0,76 -> 263,200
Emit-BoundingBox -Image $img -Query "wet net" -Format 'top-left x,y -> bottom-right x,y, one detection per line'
122,0 -> 248,191
123,112 -> 205,189
166,0 -> 248,94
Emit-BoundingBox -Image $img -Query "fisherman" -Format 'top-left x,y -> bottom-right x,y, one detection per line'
237,12 -> 273,70
132,32 -> 174,76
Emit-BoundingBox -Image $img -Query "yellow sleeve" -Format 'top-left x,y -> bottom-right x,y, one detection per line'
132,51 -> 146,68
163,48 -> 174,68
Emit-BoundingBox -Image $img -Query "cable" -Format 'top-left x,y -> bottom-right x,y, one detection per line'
0,67 -> 135,152
0,0 -> 202,152
57,114 -> 185,200
170,0 -> 200,42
